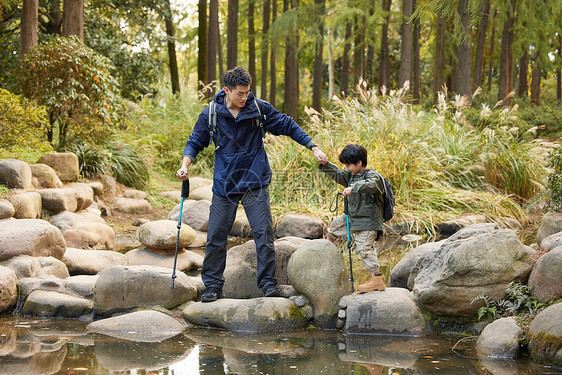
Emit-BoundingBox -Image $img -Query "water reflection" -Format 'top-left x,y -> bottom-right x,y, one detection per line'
0,317 -> 558,374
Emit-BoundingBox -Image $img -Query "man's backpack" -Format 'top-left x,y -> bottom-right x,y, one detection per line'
208,99 -> 266,146
365,170 -> 395,222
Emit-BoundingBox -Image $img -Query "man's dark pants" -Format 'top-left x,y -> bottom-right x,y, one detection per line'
202,186 -> 276,292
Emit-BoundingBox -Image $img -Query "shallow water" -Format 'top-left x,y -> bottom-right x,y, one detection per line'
0,317 -> 559,375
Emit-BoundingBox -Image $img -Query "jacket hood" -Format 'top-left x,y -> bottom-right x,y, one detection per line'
213,89 -> 260,120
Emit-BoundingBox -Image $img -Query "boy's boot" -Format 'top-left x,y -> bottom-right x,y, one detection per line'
357,272 -> 386,293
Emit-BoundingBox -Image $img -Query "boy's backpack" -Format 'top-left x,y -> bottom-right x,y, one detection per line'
208,99 -> 266,146
365,170 -> 395,222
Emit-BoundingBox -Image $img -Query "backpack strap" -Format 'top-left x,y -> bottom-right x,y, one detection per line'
364,169 -> 382,219
254,99 -> 266,139
208,101 -> 220,148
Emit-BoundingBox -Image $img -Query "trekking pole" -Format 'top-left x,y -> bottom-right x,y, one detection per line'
343,194 -> 355,293
171,178 -> 190,289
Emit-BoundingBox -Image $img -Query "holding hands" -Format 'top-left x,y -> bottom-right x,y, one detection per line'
312,146 -> 328,165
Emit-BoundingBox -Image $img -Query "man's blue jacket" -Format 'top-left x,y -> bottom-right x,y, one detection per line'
183,89 -> 315,196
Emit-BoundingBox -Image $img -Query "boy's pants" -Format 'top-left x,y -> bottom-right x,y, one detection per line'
202,186 -> 277,292
328,215 -> 380,273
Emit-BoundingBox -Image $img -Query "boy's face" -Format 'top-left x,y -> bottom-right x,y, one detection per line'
224,85 -> 250,109
344,161 -> 365,175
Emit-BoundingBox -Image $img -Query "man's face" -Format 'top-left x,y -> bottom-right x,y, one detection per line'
224,85 -> 250,109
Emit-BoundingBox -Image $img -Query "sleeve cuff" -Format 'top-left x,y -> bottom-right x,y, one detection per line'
305,140 -> 316,150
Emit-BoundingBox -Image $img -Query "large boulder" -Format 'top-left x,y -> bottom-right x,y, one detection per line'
136,220 -> 196,253
168,199 -> 211,232
528,247 -> 562,303
30,163 -> 62,188
125,247 -> 202,272
114,197 -> 151,214
87,310 -> 186,342
540,232 -> 562,252
435,214 -> 488,237
8,191 -> 42,219
63,222 -> 115,250
0,219 -> 66,261
229,212 -> 252,237
389,240 -> 444,289
276,214 -> 324,239
536,212 -> 562,245
0,159 -> 32,189
38,188 -> 78,213
20,290 -> 93,319
63,248 -> 128,275
93,265 -> 198,317
182,297 -> 308,333
527,302 -> 562,366
48,210 -> 106,232
1,255 -> 69,279
123,189 -> 147,199
17,275 -> 98,301
66,183 -> 94,211
0,199 -> 15,219
341,288 -> 430,336
223,237 -> 308,298
0,266 -> 17,314
476,317 -> 522,359
189,184 -> 213,201
287,239 -> 349,328
409,228 -> 533,316
37,152 -> 79,182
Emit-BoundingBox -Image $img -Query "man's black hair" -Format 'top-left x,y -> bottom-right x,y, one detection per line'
339,144 -> 368,167
222,67 -> 252,89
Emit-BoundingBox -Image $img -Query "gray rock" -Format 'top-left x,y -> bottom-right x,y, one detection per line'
64,275 -> 98,298
189,184 -> 213,201
136,219 -> 196,252
0,159 -> 32,189
476,317 -> 522,358
229,212 -> 252,237
38,188 -> 78,213
114,197 -> 151,214
343,288 -> 430,335
0,199 -> 15,219
0,219 -> 66,261
87,181 -> 104,197
100,175 -> 117,202
63,222 -> 115,250
182,297 -> 308,332
66,183 -> 95,211
287,239 -> 349,328
1,255 -> 69,279
409,228 -> 533,316
276,214 -> 324,239
93,265 -> 198,317
528,247 -> 562,303
20,290 -> 93,319
30,163 -> 62,188
63,248 -> 128,275
389,240 -> 444,289
527,302 -> 562,366
188,230 -> 207,248
536,212 -> 562,245
540,232 -> 562,252
445,222 -> 499,241
87,310 -> 185,342
436,214 -> 488,236
37,152 -> 79,182
48,210 -> 106,232
123,189 -> 147,199
168,199 -> 211,232
9,191 -> 42,219
125,247 -> 202,272
160,190 -> 181,202
0,266 -> 17,314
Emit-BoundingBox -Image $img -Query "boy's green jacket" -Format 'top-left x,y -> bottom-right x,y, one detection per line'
320,162 -> 384,231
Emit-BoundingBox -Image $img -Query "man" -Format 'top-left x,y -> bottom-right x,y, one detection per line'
177,67 -> 327,302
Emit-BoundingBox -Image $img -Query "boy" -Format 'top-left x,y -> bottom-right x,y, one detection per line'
319,144 -> 386,292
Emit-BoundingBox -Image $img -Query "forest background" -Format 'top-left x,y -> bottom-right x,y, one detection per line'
1,0 -> 562,240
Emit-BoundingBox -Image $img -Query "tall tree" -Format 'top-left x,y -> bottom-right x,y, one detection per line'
518,47 -> 529,98
20,0 -> 38,57
207,0 -> 219,95
473,0 -> 490,90
498,0 -> 516,104
62,0 -> 83,39
227,0 -> 238,69
248,0 -> 256,90
340,22 -> 352,95
433,9 -> 446,100
260,0 -> 270,100
378,0 -> 391,92
530,51 -> 541,105
197,0 -> 207,91
269,0 -> 277,106
353,16 -> 365,88
412,0 -> 420,103
558,34 -> 561,101
164,0 -> 180,94
456,0 -> 472,99
283,0 -> 298,118
397,0 -> 413,91
486,8 -> 498,92
312,0 -> 325,111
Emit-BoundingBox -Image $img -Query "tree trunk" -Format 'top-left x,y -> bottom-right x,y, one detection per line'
353,16 -> 365,89
366,1 -> 375,85
227,0 -> 239,69
518,48 -> 528,98
456,0 -> 472,100
558,34 -> 561,101
412,0 -> 420,104
248,0 -> 256,91
283,0 -> 298,118
487,8 -> 497,92
164,0 -> 180,94
20,0 -> 38,57
340,22 -> 352,96
530,51 -> 541,105
398,0 -> 413,91
312,0 -> 325,111
378,0 -> 391,92
197,0 -> 207,91
433,8 -> 446,100
327,28 -> 335,99
269,0 -> 277,106
217,21 -> 224,80
498,0 -> 516,104
261,0 -> 270,100
40,0 -> 63,35
473,0 -> 490,90
207,0 -> 218,95
62,0 -> 83,39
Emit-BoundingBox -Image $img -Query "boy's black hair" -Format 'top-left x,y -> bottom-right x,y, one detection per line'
339,144 -> 368,167
222,67 -> 252,89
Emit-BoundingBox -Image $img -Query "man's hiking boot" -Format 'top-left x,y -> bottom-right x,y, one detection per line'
264,285 -> 282,297
357,273 -> 386,293
201,288 -> 224,302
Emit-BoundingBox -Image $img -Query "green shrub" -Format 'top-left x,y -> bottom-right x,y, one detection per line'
18,35 -> 126,149
546,146 -> 562,213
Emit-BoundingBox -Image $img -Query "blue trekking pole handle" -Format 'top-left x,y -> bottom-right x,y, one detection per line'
171,179 -> 190,289
343,195 -> 355,293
